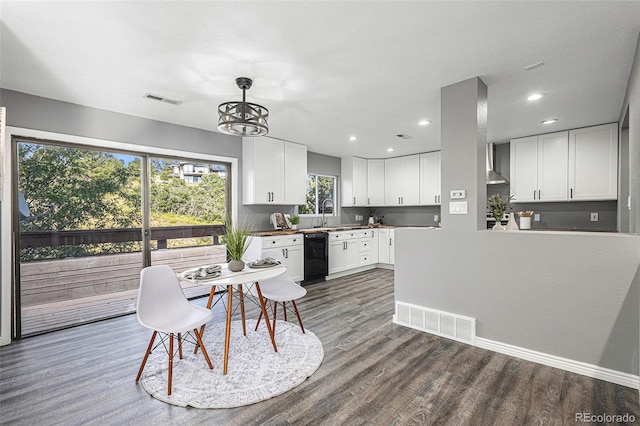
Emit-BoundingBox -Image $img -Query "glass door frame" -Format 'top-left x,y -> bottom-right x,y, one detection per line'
1,126 -> 238,343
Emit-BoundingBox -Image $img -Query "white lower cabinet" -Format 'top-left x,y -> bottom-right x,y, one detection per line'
377,229 -> 395,265
246,235 -> 304,282
328,231 -> 359,274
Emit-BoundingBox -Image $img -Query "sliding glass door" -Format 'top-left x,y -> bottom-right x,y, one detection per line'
147,157 -> 228,298
14,138 -> 229,337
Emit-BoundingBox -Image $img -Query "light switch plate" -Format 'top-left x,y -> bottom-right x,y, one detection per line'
590,212 -> 598,222
534,213 -> 540,222
449,201 -> 467,215
450,189 -> 466,199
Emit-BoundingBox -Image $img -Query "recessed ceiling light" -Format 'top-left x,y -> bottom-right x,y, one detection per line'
541,119 -> 558,125
418,119 -> 431,126
348,136 -> 358,142
386,148 -> 394,152
527,93 -> 545,101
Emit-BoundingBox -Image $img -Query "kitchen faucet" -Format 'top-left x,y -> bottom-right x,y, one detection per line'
321,198 -> 334,227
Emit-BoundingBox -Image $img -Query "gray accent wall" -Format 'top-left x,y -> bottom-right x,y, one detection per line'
619,32 -> 640,234
395,76 -> 640,375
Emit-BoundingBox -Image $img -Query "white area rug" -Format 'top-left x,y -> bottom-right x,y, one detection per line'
139,320 -> 324,408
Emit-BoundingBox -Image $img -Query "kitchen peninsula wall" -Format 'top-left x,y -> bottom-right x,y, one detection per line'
489,142 -> 618,231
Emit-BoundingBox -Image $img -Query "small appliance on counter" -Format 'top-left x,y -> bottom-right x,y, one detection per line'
270,213 -> 292,230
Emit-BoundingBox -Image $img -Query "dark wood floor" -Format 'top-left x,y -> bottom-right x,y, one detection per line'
1,269 -> 638,425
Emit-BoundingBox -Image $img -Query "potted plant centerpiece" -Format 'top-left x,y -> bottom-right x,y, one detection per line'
224,219 -> 253,271
365,206 -> 378,226
488,194 -> 514,231
289,215 -> 301,230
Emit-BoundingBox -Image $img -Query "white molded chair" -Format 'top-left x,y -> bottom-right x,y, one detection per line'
254,249 -> 307,334
135,265 -> 214,395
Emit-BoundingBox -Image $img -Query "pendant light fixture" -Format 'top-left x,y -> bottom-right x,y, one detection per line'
218,77 -> 269,136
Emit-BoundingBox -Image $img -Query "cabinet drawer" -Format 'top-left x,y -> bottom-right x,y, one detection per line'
359,253 -> 370,264
359,239 -> 371,252
329,231 -> 358,241
282,235 -> 303,246
359,230 -> 374,238
261,234 -> 303,248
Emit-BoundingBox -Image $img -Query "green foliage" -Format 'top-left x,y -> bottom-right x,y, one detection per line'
18,143 -> 227,261
224,220 -> 253,261
298,174 -> 335,214
487,194 -> 514,222
150,173 -> 226,224
289,215 -> 301,225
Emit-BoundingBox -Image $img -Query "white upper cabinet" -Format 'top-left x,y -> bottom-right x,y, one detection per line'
341,156 -> 368,206
384,155 -> 420,205
510,131 -> 568,202
568,123 -> 618,201
366,159 -> 385,205
243,137 -> 307,205
284,142 -> 308,204
419,151 -> 441,205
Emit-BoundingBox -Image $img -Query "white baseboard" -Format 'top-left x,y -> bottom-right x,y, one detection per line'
475,337 -> 639,390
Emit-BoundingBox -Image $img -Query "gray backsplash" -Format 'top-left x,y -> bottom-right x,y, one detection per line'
341,206 -> 441,227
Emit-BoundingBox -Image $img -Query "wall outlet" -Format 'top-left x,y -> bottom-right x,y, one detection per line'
355,214 -> 363,221
534,213 -> 540,222
434,214 -> 439,222
590,212 -> 599,222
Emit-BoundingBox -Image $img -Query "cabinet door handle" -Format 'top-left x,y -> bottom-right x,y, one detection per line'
368,198 -> 370,205
538,190 -> 541,199
286,248 -> 289,258
389,238 -> 392,246
570,188 -> 573,199
435,195 -> 437,203
533,190 -> 536,200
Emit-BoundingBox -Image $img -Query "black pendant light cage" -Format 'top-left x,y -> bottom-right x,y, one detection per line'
218,77 -> 269,137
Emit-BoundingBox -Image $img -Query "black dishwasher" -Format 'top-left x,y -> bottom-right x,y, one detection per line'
303,232 -> 328,285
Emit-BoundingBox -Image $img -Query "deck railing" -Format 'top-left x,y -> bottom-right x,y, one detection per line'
20,224 -> 227,249
18,224 -> 229,334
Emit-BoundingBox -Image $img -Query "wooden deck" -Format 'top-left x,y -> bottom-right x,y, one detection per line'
20,245 -> 226,336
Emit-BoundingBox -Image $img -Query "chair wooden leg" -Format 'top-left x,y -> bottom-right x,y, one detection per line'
272,301 -> 278,334
178,333 -> 183,359
168,333 -> 174,395
193,328 -> 213,370
136,331 -> 157,382
283,302 -> 288,321
239,284 -> 247,336
292,300 -> 305,334
255,283 -> 278,352
255,310 -> 263,331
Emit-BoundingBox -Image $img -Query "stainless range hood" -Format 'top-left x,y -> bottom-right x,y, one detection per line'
486,143 -> 509,185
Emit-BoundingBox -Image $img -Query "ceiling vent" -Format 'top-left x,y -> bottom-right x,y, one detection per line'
143,93 -> 183,105
396,133 -> 412,140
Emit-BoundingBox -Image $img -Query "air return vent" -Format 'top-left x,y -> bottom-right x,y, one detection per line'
394,301 -> 476,345
144,93 -> 183,105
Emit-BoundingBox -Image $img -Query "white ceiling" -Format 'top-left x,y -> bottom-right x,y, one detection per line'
1,1 -> 639,159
